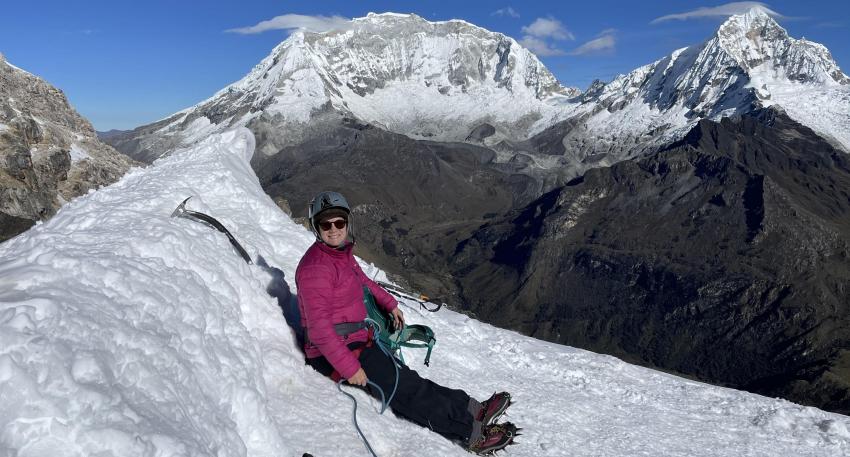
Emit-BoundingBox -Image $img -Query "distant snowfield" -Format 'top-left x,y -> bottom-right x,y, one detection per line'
761,83 -> 850,152
337,79 -> 571,142
1,129 -> 848,457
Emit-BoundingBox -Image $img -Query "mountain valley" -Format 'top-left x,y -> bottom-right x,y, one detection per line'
444,108 -> 850,414
65,9 -> 850,414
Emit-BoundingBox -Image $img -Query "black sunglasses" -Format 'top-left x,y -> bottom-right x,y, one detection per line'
319,219 -> 348,231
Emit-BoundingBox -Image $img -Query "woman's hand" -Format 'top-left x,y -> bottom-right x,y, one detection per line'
347,368 -> 368,386
391,307 -> 405,330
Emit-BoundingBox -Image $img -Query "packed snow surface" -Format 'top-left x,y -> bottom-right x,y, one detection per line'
1,129 -> 849,457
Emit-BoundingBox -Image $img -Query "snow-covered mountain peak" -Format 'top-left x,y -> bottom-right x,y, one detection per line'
277,11 -> 577,104
717,6 -> 780,35
713,7 -> 848,85
364,11 -> 418,20
354,12 -> 486,35
715,7 -> 787,60
134,12 -> 581,153
357,11 -> 427,27
110,10 -> 849,168
559,6 -> 850,163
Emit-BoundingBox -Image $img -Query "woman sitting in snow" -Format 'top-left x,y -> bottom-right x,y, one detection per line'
295,191 -> 517,454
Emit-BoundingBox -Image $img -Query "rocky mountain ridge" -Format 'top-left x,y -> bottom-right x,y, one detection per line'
0,54 -> 135,241
444,107 -> 850,414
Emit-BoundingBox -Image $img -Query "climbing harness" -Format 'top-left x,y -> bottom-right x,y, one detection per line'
364,287 -> 437,366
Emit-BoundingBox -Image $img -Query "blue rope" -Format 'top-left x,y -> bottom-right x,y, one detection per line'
336,319 -> 402,456
365,318 -> 401,410
337,379 -> 384,457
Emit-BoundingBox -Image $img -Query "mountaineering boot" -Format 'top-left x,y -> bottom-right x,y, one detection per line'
477,392 -> 512,426
467,422 -> 519,455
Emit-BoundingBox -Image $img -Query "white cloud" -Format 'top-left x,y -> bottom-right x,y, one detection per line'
568,30 -> 617,56
225,13 -> 351,34
518,16 -> 574,57
521,17 -> 575,41
519,36 -> 566,57
650,2 -> 784,24
492,7 -> 520,18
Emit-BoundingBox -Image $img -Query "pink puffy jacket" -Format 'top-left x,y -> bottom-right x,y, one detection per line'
295,241 -> 398,379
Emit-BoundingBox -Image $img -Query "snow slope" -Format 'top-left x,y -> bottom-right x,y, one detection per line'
1,128 -> 849,457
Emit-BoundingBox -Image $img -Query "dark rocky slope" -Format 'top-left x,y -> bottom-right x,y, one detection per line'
447,108 -> 850,414
250,115 -> 540,293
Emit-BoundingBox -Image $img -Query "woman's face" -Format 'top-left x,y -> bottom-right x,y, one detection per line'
318,216 -> 348,248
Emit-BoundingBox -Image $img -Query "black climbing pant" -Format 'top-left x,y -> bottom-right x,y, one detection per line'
307,343 -> 476,442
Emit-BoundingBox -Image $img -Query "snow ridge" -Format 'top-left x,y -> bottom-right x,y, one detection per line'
1,128 -> 849,456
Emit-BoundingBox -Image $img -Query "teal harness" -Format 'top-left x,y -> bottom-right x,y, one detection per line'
363,287 -> 437,366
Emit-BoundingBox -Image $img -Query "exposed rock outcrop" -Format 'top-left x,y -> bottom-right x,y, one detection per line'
0,55 -> 136,241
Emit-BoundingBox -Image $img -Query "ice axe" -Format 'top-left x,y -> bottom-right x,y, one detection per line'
171,197 -> 253,265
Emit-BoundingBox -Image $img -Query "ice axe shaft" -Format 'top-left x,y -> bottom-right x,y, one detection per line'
171,197 -> 253,265
377,280 -> 444,312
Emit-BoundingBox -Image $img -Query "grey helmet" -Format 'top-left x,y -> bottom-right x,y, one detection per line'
308,191 -> 351,238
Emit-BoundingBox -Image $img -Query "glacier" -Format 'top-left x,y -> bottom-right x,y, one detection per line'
1,128 -> 848,456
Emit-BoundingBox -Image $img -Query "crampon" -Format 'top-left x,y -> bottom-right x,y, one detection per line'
468,421 -> 521,455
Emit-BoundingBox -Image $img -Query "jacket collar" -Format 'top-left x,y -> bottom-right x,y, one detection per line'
315,240 -> 354,258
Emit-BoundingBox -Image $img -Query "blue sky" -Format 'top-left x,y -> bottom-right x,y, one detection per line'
2,1 -> 847,131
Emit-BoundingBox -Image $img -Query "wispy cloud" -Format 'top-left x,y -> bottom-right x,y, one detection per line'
518,16 -> 574,57
225,13 -> 351,34
813,21 -> 846,29
568,29 -> 617,56
521,17 -> 575,40
650,2 -> 784,24
492,7 -> 520,18
519,36 -> 566,56
62,29 -> 99,36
